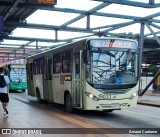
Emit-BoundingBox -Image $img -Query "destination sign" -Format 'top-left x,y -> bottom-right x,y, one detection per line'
28,0 -> 56,5
37,0 -> 56,4
90,39 -> 137,49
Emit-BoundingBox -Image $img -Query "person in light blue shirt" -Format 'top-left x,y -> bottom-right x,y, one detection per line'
0,67 -> 10,116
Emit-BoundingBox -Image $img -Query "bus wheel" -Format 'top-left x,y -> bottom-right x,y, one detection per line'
36,89 -> 42,103
22,89 -> 26,92
103,110 -> 114,112
65,93 -> 73,112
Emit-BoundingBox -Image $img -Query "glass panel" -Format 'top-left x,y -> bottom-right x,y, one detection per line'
10,68 -> 26,82
86,49 -> 138,85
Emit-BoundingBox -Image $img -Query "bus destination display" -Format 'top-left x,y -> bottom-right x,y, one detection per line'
90,39 -> 137,49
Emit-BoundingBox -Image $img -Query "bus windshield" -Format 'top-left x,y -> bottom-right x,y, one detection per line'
10,68 -> 26,82
86,40 -> 138,89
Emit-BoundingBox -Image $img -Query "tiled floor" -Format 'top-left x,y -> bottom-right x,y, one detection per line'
0,96 -> 137,137
138,90 -> 160,107
0,89 -> 159,137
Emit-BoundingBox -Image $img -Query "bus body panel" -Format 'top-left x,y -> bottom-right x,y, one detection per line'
9,82 -> 27,91
52,74 -> 61,104
48,79 -> 53,101
42,77 -> 49,100
33,75 -> 44,99
52,74 -> 72,104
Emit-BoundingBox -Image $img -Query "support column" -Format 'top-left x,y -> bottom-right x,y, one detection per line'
87,15 -> 90,30
138,22 -> 145,95
36,41 -> 38,50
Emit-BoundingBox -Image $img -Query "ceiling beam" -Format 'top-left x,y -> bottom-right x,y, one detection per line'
16,4 -> 142,21
4,0 -> 21,21
0,35 -> 65,43
61,2 -> 111,26
92,0 -> 159,8
5,21 -> 94,33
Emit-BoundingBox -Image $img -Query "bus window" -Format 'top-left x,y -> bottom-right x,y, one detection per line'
48,59 -> 52,80
75,54 -> 80,74
53,53 -> 62,73
26,64 -> 29,80
42,59 -> 48,80
30,63 -> 33,80
39,58 -> 44,74
33,60 -> 36,75
62,51 -> 71,73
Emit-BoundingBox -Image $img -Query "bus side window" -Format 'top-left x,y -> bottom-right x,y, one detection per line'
33,60 -> 36,75
26,64 -> 30,80
42,58 -> 48,80
30,63 -> 33,80
62,51 -> 71,73
39,58 -> 44,75
75,57 -> 80,74
53,53 -> 62,73
48,59 -> 52,80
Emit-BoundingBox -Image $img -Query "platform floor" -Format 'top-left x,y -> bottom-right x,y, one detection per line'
0,94 -> 137,137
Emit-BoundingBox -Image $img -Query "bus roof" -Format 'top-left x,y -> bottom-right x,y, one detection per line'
27,37 -> 137,60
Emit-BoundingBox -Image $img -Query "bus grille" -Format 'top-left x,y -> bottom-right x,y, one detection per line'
121,103 -> 128,106
100,104 -> 111,108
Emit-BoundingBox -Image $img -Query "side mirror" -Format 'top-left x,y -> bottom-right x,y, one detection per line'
82,50 -> 89,64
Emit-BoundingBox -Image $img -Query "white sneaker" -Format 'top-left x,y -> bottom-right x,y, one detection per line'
3,109 -> 9,117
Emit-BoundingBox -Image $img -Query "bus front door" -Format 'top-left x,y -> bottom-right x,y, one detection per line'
73,52 -> 83,108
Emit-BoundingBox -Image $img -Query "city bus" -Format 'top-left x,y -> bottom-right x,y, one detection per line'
26,37 -> 139,112
5,63 -> 27,92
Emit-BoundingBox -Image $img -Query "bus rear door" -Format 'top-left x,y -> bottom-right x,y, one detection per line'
42,58 -> 49,101
47,58 -> 53,101
27,63 -> 35,96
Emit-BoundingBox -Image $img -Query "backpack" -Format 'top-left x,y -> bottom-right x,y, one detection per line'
0,75 -> 7,88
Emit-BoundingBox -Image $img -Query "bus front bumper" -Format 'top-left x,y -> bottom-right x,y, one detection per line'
9,82 -> 27,91
83,96 -> 138,111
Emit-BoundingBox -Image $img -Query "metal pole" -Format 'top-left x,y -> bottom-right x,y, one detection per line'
80,50 -> 83,109
138,22 -> 145,96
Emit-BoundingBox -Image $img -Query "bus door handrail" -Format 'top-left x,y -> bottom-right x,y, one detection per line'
73,79 -> 81,87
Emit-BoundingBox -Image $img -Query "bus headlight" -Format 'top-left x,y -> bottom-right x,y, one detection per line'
85,91 -> 99,101
133,93 -> 137,97
129,93 -> 137,100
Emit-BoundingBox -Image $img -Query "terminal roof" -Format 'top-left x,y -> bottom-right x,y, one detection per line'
0,0 -> 160,64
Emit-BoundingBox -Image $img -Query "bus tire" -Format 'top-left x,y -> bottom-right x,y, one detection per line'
22,89 -> 26,92
36,88 -> 42,103
103,110 -> 114,112
65,93 -> 73,112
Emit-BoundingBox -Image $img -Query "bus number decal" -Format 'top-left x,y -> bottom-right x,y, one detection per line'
98,94 -> 111,100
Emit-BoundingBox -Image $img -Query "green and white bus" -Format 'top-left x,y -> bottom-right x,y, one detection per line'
6,63 -> 27,92
26,37 -> 139,112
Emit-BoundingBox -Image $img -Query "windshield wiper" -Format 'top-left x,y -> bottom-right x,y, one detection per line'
98,48 -> 115,57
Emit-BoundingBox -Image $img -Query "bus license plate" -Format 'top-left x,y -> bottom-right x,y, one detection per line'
111,103 -> 120,108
